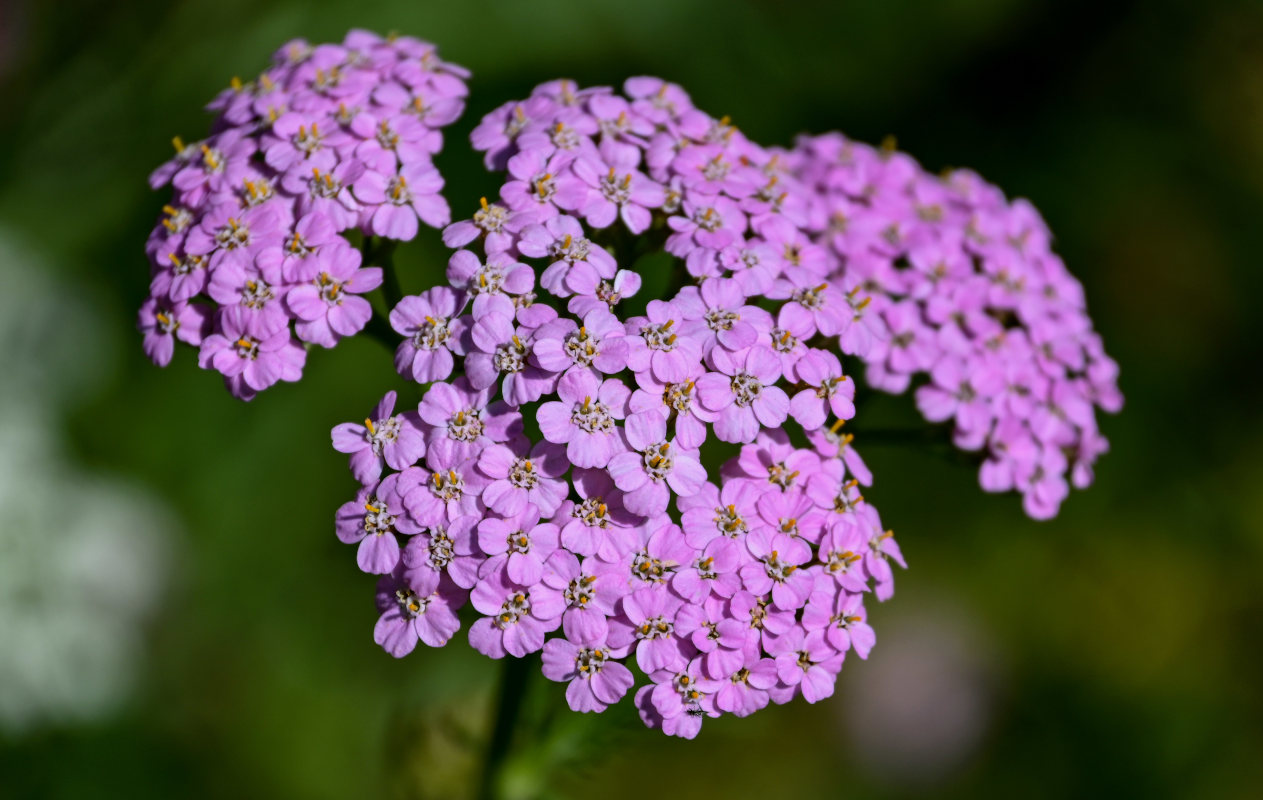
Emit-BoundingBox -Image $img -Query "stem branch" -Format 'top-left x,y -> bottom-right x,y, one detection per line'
476,656 -> 532,800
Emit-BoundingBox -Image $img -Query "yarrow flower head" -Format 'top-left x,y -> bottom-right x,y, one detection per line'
330,76 -> 915,738
783,133 -> 1122,519
140,30 -> 468,399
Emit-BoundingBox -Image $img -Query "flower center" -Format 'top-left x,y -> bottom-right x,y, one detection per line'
575,646 -> 608,674
234,335 -> 260,360
386,175 -> 412,206
413,315 -> 451,351
771,327 -> 799,353
294,123 -> 324,155
309,169 -> 343,199
816,375 -> 847,398
317,272 -> 344,305
549,233 -> 591,263
241,279 -> 274,309
572,497 -> 609,528
825,549 -> 862,574
599,168 -> 633,205
640,441 -> 673,482
551,121 -> 582,150
640,319 -> 678,351
364,416 -> 401,453
395,588 -> 430,618
631,551 -> 670,582
161,205 -> 193,234
564,575 -> 598,607
766,461 -> 799,489
570,396 -> 614,433
637,615 -> 674,640
712,504 -> 748,538
496,592 -> 531,629
471,266 -> 507,295
730,372 -> 763,407
427,529 -> 455,569
363,497 -> 397,536
154,309 -> 179,334
693,206 -> 722,232
506,529 -> 532,554
376,121 -> 400,150
533,172 -> 557,202
762,550 -> 798,584
493,336 -> 528,373
241,178 -> 275,207
705,308 -> 738,332
663,380 -> 695,413
473,198 -> 507,233
701,154 -> 731,182
693,555 -> 718,580
215,218 -> 251,250
428,469 -> 466,502
446,408 -> 484,442
792,283 -> 828,310
563,327 -> 601,366
508,458 -> 538,489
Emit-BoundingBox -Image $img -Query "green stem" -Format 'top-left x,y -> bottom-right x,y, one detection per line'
476,656 -> 533,800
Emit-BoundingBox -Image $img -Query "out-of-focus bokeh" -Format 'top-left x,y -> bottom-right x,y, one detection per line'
1,0 -> 1259,797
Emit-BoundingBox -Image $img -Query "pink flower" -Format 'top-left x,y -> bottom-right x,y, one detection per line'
390,287 -> 467,384
197,306 -> 305,401
468,566 -> 563,658
354,162 -> 450,239
331,390 -> 426,484
335,473 -> 421,574
541,633 -> 635,713
536,371 -> 630,469
374,573 -> 465,656
286,259 -> 382,348
477,504 -> 559,586
138,298 -> 209,367
766,627 -> 843,704
606,411 -> 706,517
695,346 -> 790,443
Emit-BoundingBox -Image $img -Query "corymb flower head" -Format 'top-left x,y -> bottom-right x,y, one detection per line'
785,134 -> 1122,519
141,30 -> 469,399
135,25 -> 1120,745
330,76 -> 911,738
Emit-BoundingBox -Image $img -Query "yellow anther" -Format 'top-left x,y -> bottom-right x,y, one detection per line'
563,234 -> 572,249
621,174 -> 632,189
235,337 -> 252,349
479,196 -> 489,210
155,311 -> 171,326
364,502 -> 379,513
230,76 -> 243,91
171,136 -> 186,153
511,334 -> 523,348
364,418 -> 376,434
830,419 -> 846,433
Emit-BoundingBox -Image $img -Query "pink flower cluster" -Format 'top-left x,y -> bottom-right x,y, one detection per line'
333,78 -> 904,737
784,135 -> 1123,518
139,31 -> 467,399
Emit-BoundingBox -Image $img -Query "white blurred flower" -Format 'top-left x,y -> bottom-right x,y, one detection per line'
0,230 -> 175,733
839,597 -> 1001,785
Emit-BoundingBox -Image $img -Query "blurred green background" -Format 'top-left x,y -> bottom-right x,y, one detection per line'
1,0 -> 1260,797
